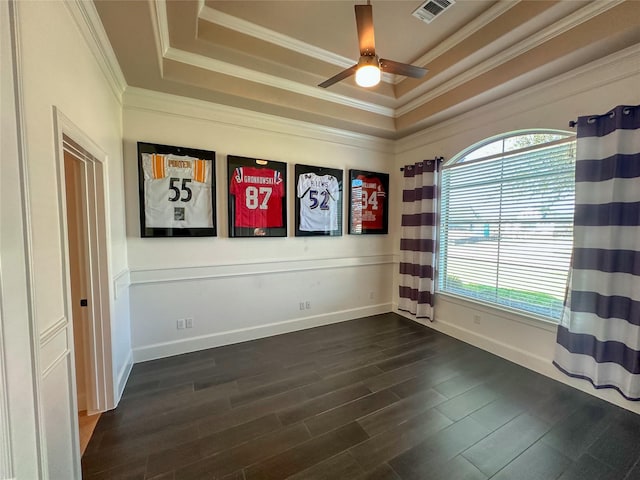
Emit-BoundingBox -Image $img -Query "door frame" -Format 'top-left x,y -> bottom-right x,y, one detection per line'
53,107 -> 114,417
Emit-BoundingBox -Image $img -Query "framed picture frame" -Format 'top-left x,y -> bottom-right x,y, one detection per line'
295,164 -> 343,236
349,169 -> 389,235
227,155 -> 287,237
138,142 -> 216,238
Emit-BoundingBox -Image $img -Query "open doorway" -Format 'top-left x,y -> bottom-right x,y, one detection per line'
55,108 -> 115,459
63,149 -> 99,453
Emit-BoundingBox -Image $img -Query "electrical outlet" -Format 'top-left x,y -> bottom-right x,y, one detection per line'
473,315 -> 481,325
185,318 -> 193,328
369,291 -> 375,300
177,319 -> 185,329
299,302 -> 305,311
305,300 -> 311,310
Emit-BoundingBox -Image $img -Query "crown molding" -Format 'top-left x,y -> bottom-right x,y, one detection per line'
410,0 -> 520,77
395,0 -> 625,118
64,0 -> 127,103
123,86 -> 395,154
195,2 -> 518,89
150,0 -> 169,76
395,43 -> 640,153
154,0 -> 170,57
198,4 -> 396,85
396,0 -> 626,117
145,1 -> 397,115
199,5 -> 354,69
164,47 -> 394,118
385,0 -> 518,87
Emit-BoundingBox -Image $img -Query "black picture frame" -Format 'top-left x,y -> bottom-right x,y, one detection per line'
138,142 -> 216,237
295,164 -> 343,236
227,155 -> 287,238
349,169 -> 389,235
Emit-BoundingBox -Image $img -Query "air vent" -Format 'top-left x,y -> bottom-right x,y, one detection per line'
412,0 -> 455,23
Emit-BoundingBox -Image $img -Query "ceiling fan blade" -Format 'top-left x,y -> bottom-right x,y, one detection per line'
318,65 -> 358,88
380,59 -> 428,78
355,3 -> 375,55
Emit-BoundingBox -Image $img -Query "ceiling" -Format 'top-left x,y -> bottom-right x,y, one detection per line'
95,0 -> 640,139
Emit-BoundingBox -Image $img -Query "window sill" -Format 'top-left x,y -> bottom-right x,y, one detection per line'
436,291 -> 559,333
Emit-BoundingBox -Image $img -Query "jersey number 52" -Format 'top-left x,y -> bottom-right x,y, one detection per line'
309,190 -> 330,210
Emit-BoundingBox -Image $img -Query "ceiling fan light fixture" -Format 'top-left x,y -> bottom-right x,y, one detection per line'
317,3 -> 427,89
355,55 -> 381,87
355,65 -> 380,87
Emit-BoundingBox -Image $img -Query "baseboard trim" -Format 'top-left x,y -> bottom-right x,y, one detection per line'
393,305 -> 554,374
133,303 -> 392,363
392,305 -> 640,414
115,350 -> 133,406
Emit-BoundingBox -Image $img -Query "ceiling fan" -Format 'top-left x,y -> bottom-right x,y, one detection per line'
318,1 -> 428,89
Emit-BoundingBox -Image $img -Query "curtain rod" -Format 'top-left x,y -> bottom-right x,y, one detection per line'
569,106 -> 637,129
400,156 -> 444,171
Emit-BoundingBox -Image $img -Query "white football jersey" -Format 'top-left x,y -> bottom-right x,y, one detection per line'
142,153 -> 213,229
297,173 -> 340,232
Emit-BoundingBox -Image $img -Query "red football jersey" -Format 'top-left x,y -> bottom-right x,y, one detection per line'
358,175 -> 386,230
230,166 -> 284,228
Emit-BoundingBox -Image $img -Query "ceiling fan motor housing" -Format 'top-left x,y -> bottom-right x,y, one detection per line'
358,54 -> 380,68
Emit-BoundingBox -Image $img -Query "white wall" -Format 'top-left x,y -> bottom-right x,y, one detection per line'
9,0 -> 131,477
393,45 -> 640,414
123,89 -> 396,361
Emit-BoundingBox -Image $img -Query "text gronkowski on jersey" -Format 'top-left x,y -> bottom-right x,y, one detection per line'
230,166 -> 285,228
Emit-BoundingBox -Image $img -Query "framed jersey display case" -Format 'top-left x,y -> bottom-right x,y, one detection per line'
227,155 -> 287,237
295,164 -> 343,236
349,169 -> 389,235
138,142 -> 216,237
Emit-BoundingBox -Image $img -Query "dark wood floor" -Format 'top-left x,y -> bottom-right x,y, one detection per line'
83,313 -> 640,480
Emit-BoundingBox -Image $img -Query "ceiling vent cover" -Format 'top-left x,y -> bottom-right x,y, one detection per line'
412,0 -> 455,23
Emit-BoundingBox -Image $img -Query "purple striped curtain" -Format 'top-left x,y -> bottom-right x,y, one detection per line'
398,159 -> 441,319
554,104 -> 640,400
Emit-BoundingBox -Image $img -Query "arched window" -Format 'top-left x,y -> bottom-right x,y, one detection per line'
438,130 -> 576,321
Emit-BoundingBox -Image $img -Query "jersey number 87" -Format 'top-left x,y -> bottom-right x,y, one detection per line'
246,186 -> 272,210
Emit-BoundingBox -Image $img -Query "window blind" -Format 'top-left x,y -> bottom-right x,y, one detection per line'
438,137 -> 576,321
